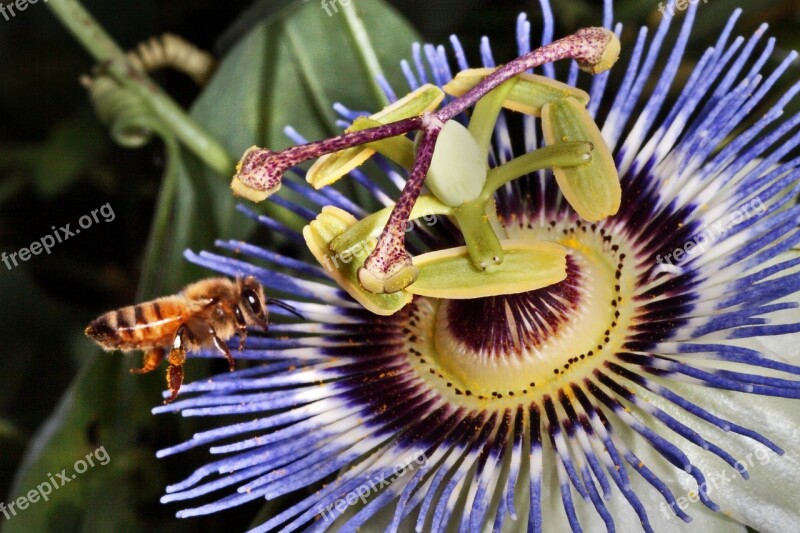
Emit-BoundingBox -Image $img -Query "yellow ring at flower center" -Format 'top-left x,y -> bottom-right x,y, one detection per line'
404,231 -> 637,408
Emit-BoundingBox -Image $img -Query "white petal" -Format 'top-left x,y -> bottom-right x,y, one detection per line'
720,249 -> 800,361
567,408 -> 748,533
629,378 -> 800,532
496,425 -> 747,532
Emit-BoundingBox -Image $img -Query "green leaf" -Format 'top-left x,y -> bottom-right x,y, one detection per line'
31,112 -> 105,197
4,349 -> 171,533
1,269 -> 167,533
136,137 -> 215,298
188,0 -> 423,239
0,110 -> 105,200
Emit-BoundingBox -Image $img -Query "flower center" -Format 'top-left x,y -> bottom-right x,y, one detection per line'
403,218 -> 637,407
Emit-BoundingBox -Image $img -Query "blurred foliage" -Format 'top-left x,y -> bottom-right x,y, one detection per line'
0,0 -> 798,531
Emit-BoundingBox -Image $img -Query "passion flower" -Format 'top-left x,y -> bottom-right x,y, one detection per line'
156,2 -> 800,532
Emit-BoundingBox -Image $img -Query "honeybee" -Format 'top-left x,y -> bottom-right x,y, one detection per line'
85,276 -> 302,403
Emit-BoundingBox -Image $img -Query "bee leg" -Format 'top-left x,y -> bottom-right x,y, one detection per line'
211,332 -> 236,372
130,348 -> 165,374
165,364 -> 184,405
234,306 -> 248,351
237,327 -> 248,351
164,325 -> 192,404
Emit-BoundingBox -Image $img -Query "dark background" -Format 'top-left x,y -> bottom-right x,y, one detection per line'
0,0 -> 798,531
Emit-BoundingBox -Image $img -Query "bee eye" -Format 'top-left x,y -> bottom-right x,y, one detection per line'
234,306 -> 246,326
243,288 -> 262,315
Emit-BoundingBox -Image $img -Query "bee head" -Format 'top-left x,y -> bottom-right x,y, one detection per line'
238,276 -> 268,330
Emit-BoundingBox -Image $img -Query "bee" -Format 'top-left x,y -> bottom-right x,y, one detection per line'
84,276 -> 302,403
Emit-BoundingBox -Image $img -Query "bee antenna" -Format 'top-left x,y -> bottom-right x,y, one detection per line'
267,298 -> 305,319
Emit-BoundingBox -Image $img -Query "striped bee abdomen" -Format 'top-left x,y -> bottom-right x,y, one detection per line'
85,297 -> 184,350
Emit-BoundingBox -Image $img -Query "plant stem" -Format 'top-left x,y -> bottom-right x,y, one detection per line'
341,1 -> 390,108
45,0 -> 234,177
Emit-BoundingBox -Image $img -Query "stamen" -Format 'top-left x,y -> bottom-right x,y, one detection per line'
364,28 -> 619,292
230,27 -> 620,292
